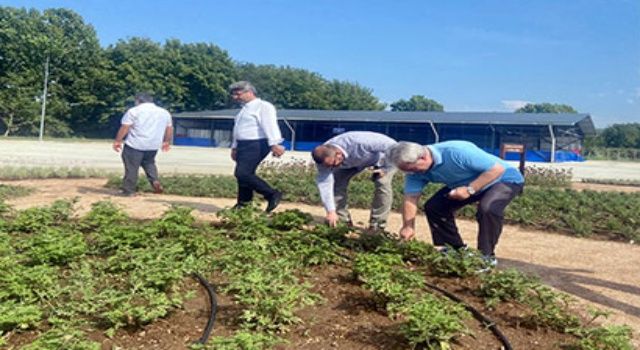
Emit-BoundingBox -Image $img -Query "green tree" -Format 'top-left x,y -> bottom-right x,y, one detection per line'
164,40 -> 236,112
390,95 -> 444,112
0,7 -> 107,136
236,64 -> 332,109
0,7 -> 50,136
515,103 -> 577,113
236,64 -> 384,110
598,123 -> 640,148
326,80 -> 385,110
105,38 -> 236,117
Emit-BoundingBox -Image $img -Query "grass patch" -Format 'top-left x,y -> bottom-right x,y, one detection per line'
0,184 -> 33,199
0,166 -> 116,180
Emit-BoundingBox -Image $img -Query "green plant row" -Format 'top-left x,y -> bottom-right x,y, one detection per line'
0,184 -> 33,200
107,162 -> 640,241
345,235 -> 635,350
1,199 -> 634,349
0,166 -> 116,181
0,199 -> 346,349
581,178 -> 640,187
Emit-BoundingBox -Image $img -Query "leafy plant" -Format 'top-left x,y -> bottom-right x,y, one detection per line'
203,331 -> 280,350
399,294 -> 470,349
20,327 -> 100,350
0,301 -> 42,331
269,209 -> 313,230
9,199 -> 75,233
22,227 -> 87,265
566,325 -> 634,350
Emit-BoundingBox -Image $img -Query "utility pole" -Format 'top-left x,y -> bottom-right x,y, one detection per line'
39,55 -> 49,141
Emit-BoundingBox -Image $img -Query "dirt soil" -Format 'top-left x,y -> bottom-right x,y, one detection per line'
4,178 -> 640,349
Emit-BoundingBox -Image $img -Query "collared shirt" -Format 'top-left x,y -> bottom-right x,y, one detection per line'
231,98 -> 283,148
121,102 -> 172,151
404,140 -> 524,195
316,131 -> 397,212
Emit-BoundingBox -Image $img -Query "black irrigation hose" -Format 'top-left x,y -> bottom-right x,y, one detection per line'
335,236 -> 513,349
192,272 -> 218,345
424,282 -> 513,350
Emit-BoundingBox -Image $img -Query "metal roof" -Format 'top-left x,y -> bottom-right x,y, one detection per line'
174,109 -> 596,135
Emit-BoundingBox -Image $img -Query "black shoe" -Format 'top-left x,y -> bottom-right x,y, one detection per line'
265,191 -> 282,213
232,202 -> 249,210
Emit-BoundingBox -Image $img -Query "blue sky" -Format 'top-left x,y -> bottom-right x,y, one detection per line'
4,0 -> 639,127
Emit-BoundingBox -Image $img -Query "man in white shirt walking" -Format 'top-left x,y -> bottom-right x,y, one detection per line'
229,81 -> 285,212
113,93 -> 173,196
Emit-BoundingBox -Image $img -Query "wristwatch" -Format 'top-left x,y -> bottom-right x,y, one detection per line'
466,185 -> 476,195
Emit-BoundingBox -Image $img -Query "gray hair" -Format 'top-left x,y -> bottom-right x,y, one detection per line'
228,81 -> 257,95
386,142 -> 426,166
134,92 -> 154,103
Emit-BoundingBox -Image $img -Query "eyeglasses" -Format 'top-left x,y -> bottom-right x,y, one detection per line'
231,90 -> 247,97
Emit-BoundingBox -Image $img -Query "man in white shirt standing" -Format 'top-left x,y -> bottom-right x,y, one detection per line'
112,93 -> 173,196
229,81 -> 285,212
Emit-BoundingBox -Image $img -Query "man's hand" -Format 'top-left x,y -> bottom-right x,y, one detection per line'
161,141 -> 171,152
271,145 -> 285,158
448,187 -> 471,201
113,125 -> 130,153
399,226 -> 416,240
325,211 -> 339,227
113,141 -> 123,152
231,148 -> 237,161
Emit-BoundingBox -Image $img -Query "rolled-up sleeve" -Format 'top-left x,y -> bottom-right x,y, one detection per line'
316,165 -> 336,212
258,103 -> 283,146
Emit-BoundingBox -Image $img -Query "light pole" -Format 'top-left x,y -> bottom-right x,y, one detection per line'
38,55 -> 50,142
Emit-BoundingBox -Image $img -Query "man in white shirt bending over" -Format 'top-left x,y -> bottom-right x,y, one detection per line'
229,81 -> 285,212
113,92 -> 173,196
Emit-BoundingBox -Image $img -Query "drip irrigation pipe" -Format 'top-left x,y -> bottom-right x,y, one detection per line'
333,238 -> 513,350
424,281 -> 513,350
192,272 -> 218,345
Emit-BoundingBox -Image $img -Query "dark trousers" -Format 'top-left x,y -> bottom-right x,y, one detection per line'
424,182 -> 524,256
234,139 -> 277,204
121,144 -> 159,194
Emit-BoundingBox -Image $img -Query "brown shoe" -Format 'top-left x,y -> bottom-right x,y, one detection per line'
152,181 -> 164,194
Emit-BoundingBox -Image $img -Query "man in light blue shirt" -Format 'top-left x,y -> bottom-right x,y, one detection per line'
386,140 -> 524,266
312,131 -> 397,229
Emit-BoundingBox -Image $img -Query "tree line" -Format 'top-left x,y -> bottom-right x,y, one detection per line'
1,6 -> 635,148
0,7 -> 390,138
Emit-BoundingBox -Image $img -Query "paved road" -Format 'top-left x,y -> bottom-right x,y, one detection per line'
1,139 -> 639,180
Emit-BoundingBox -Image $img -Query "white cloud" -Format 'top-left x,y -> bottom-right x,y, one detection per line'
627,98 -> 635,104
501,100 -> 530,111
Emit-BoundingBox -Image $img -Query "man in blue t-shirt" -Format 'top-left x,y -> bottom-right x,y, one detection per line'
386,141 -> 525,266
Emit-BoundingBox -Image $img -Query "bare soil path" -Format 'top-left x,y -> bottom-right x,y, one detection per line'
4,177 -> 640,347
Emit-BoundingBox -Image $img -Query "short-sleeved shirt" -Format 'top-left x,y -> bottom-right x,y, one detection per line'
404,140 -> 524,195
121,102 -> 172,151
